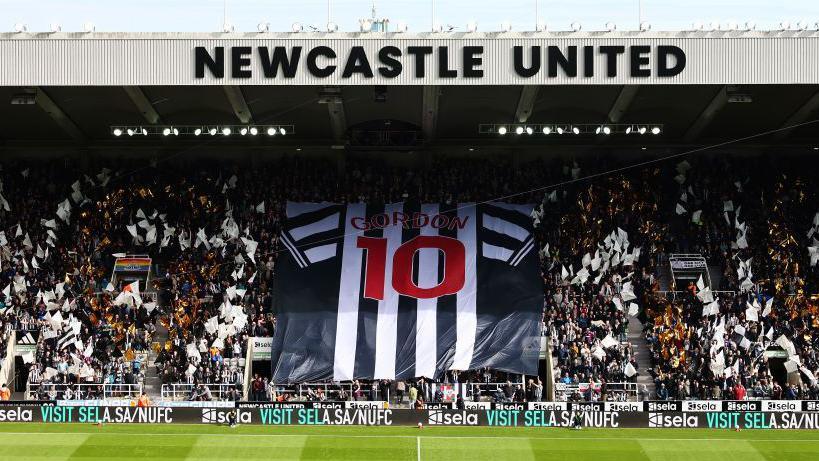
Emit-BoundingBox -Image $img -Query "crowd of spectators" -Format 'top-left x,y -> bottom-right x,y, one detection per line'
1,152 -> 817,403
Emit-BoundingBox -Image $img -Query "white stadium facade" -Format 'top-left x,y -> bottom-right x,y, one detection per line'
0,30 -> 817,156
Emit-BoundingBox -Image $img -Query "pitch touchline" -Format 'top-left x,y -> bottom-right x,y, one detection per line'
0,432 -> 817,442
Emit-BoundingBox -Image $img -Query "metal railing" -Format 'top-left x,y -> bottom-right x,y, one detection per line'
26,383 -> 143,400
161,383 -> 239,401
656,290 -> 736,301
554,381 -> 640,402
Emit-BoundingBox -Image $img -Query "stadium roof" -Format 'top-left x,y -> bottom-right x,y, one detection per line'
1,32 -> 818,153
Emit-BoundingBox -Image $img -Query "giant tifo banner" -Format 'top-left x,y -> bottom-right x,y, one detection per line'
271,202 -> 543,382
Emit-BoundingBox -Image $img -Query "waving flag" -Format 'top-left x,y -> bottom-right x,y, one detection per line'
271,201 -> 543,383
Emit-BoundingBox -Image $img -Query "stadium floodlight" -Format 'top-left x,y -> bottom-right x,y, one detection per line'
556,126 -> 564,134
497,126 -> 508,135
595,125 -> 611,135
141,128 -> 148,136
113,128 -> 123,137
82,22 -> 95,32
162,128 -> 171,136
570,22 -> 582,32
292,22 -> 304,32
49,23 -> 62,33
194,128 -> 202,136
279,127 -> 287,135
240,127 -> 248,135
209,127 -> 217,136
466,21 -> 478,33
432,23 -> 443,33
651,126 -> 661,135
691,21 -> 704,31
266,127 -> 277,136
605,22 -> 616,32
257,22 -> 270,33
500,21 -> 512,32
796,21 -> 809,31
640,22 -> 651,32
542,126 -> 551,135
536,21 -> 547,32
222,127 -> 232,136
222,22 -> 234,32
779,21 -> 791,31
126,128 -> 135,136
249,127 -> 258,135
525,126 -> 533,135
571,126 -> 580,135
13,23 -> 27,33
743,21 -> 756,31
638,126 -> 647,134
515,126 -> 524,135
725,21 -> 738,31
708,21 -> 720,31
327,22 -> 339,32
395,21 -> 408,32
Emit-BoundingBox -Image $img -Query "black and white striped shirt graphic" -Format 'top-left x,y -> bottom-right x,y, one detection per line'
271,201 -> 542,383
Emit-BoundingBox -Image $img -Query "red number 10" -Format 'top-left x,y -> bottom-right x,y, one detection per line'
357,235 -> 466,300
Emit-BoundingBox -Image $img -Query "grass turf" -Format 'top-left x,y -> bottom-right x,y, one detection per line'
0,424 -> 817,460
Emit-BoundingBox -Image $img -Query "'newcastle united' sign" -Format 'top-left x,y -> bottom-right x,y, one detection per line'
195,45 -> 685,81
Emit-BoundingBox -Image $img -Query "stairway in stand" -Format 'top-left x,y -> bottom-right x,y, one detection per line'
143,318 -> 169,399
627,317 -> 655,400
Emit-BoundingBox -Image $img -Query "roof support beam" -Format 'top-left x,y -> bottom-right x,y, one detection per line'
33,87 -> 85,141
223,86 -> 253,123
607,85 -> 639,123
123,86 -> 161,124
422,86 -> 440,143
514,86 -> 540,123
684,86 -> 728,142
322,87 -> 347,142
774,89 -> 819,139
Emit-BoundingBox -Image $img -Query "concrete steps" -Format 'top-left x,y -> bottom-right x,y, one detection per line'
627,317 -> 655,399
143,318 -> 169,398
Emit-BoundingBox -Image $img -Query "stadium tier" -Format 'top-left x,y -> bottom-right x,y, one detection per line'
1,22 -> 819,457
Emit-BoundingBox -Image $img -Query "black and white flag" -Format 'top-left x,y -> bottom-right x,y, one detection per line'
271,201 -> 543,383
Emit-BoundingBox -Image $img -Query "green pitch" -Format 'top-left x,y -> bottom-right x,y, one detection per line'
0,424 -> 817,460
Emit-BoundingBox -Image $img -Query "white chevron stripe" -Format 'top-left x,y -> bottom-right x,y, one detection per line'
481,242 -> 515,262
